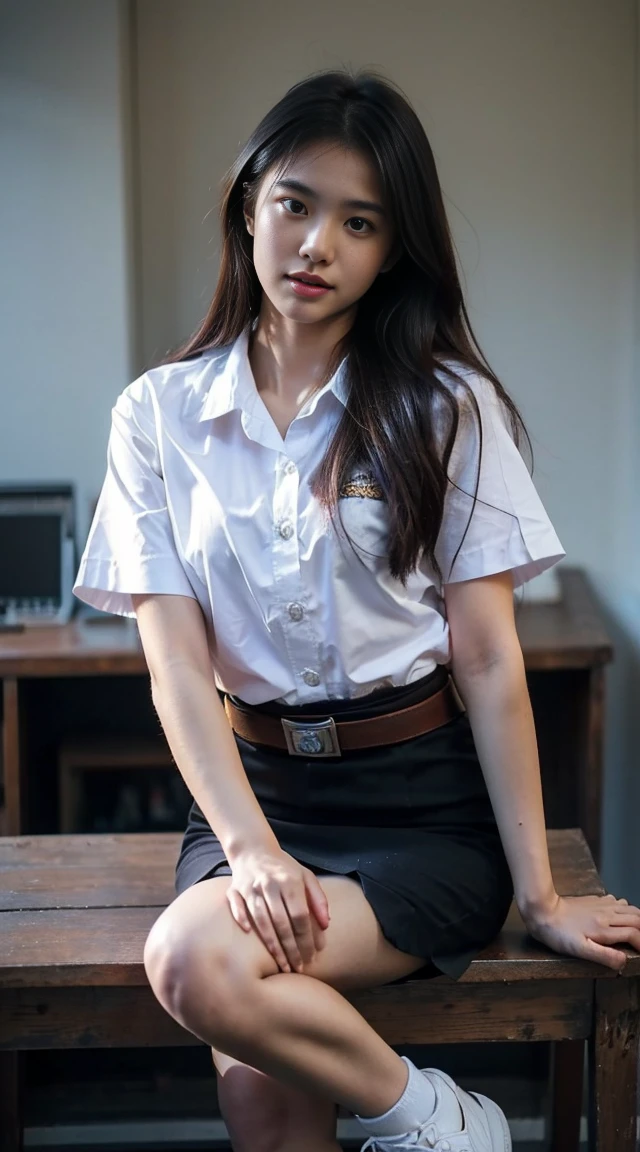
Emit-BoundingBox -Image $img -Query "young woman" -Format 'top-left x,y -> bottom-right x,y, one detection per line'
73,68 -> 640,1152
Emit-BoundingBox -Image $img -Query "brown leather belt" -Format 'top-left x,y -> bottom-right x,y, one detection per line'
223,675 -> 465,758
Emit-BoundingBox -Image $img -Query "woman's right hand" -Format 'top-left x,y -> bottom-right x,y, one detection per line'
226,846 -> 331,973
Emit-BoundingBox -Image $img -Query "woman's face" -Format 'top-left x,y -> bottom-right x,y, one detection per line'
244,142 -> 399,326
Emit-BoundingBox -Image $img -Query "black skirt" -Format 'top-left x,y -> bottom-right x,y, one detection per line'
174,664 -> 514,982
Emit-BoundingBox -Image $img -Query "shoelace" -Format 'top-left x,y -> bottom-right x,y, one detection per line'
360,1118 -> 470,1151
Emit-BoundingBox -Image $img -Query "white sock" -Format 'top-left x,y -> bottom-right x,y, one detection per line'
354,1056 -> 437,1138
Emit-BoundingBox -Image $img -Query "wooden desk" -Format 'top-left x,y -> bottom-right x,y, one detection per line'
1,830 -> 638,1152
0,567 -> 613,858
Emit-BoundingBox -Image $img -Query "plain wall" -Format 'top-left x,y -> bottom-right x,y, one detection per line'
1,0 -> 638,897
0,0 -> 135,528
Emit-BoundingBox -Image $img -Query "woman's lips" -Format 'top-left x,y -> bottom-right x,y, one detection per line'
286,275 -> 333,298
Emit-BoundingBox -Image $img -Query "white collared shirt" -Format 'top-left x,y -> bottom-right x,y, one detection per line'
73,323 -> 566,704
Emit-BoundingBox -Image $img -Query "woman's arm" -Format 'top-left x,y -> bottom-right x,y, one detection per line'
444,571 -> 555,914
131,592 -> 330,973
444,570 -> 640,970
131,592 -> 280,863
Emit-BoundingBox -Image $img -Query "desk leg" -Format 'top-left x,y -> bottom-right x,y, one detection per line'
588,977 -> 640,1151
2,679 -> 24,835
549,1039 -> 584,1152
0,1051 -> 24,1152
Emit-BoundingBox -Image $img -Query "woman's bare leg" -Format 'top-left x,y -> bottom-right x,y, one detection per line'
213,1046 -> 341,1152
144,873 -> 427,1126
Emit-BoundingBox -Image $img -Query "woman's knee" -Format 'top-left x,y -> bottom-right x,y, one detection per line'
143,898 -> 256,1038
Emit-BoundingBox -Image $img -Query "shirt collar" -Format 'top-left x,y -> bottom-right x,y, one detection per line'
197,323 -> 350,421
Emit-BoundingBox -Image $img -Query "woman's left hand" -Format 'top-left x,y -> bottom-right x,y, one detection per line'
522,892 -> 640,971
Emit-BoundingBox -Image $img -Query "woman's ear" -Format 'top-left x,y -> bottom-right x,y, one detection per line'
242,181 -> 255,237
379,240 -> 402,274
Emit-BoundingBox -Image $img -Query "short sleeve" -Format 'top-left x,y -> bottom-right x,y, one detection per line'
433,370 -> 566,589
73,378 -> 197,617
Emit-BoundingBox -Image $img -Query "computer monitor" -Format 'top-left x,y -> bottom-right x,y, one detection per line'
0,484 -> 76,626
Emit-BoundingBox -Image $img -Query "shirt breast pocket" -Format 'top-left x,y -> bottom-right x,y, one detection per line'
335,469 -> 391,567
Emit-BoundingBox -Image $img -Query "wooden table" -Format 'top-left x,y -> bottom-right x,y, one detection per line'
0,566 -> 613,859
0,829 -> 637,1152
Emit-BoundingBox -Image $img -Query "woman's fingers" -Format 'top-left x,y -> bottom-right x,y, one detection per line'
226,887 -> 252,931
272,885 -> 326,971
250,892 -> 297,972
305,871 -> 331,928
224,850 -> 329,973
268,889 -> 309,971
595,923 -> 640,951
286,892 -> 321,967
582,937 -> 627,971
250,886 -> 318,974
310,906 -> 328,951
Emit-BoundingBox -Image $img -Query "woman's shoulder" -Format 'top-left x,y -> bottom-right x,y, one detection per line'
114,342 -> 235,425
433,357 -> 495,405
430,358 -> 500,447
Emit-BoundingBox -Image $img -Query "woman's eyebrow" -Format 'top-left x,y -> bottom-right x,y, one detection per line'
273,178 -> 387,217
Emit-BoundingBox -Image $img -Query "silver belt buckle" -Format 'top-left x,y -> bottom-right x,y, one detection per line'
281,716 -> 341,757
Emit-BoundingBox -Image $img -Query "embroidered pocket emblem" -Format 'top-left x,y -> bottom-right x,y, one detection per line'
338,470 -> 385,500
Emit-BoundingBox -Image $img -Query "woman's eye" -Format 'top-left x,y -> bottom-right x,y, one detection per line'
280,199 -> 374,234
281,198 -> 307,215
348,217 -> 374,234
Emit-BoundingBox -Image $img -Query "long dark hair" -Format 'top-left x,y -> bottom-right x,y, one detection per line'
159,67 -> 532,586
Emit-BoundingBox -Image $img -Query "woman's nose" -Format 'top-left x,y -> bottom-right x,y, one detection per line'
298,222 -> 335,265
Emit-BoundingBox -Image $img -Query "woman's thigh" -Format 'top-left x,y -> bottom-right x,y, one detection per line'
146,870 -> 428,993
145,871 -> 427,1151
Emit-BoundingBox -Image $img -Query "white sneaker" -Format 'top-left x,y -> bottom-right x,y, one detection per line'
359,1067 -> 511,1151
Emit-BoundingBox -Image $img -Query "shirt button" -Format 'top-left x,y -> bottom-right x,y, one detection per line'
278,520 -> 294,540
288,602 -> 304,621
284,460 -> 296,475
302,669 -> 320,687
